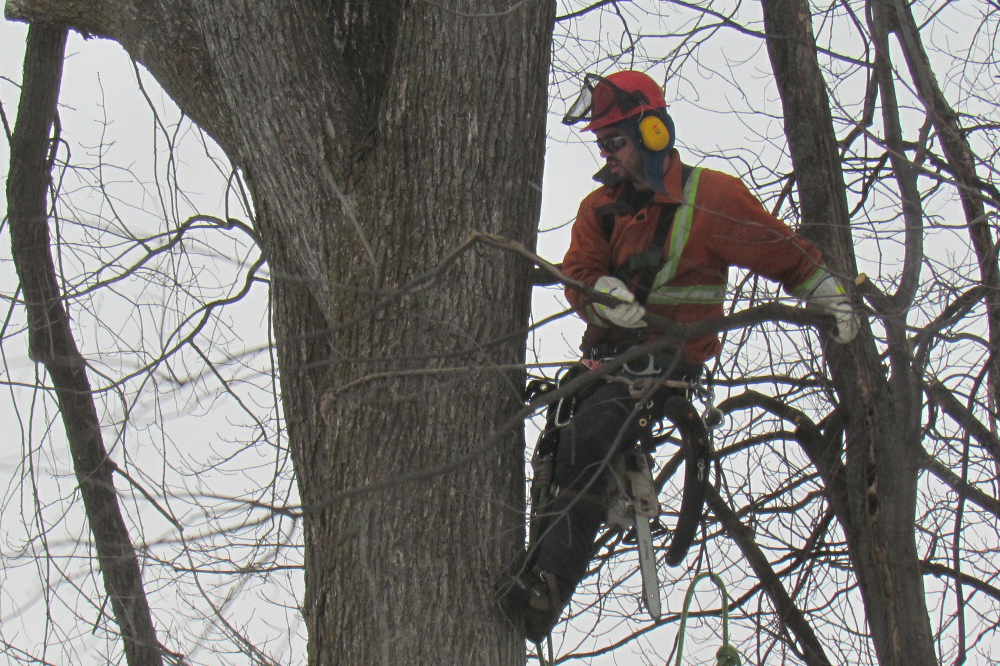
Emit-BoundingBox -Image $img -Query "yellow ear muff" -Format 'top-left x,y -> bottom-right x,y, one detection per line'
639,114 -> 671,152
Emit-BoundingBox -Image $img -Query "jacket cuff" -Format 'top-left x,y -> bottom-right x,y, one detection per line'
791,268 -> 830,300
582,303 -> 609,326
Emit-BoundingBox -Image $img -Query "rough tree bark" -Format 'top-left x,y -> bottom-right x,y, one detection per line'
6,24 -> 164,666
760,0 -> 937,664
5,1 -> 556,664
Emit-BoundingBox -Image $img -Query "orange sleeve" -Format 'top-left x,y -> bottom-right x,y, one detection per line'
562,192 -> 614,319
701,172 -> 826,296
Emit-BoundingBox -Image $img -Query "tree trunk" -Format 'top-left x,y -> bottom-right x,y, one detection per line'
760,1 -> 937,664
6,1 -> 556,663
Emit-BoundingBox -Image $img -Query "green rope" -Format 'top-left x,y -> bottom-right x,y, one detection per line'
716,644 -> 742,666
534,634 -> 554,666
674,572 -> 743,666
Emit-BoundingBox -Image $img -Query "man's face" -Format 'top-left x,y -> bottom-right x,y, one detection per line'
594,127 -> 646,187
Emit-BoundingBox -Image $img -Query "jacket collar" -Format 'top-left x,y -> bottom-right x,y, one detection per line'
593,148 -> 685,205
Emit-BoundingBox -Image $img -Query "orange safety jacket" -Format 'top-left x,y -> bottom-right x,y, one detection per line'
563,150 -> 828,365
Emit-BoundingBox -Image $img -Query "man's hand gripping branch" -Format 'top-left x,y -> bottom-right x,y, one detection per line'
806,274 -> 862,344
593,276 -> 647,328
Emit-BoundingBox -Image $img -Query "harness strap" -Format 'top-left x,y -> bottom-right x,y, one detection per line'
594,183 -> 654,243
596,164 -> 695,306
626,203 -> 678,305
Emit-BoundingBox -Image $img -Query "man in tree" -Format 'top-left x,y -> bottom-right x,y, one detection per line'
501,70 -> 862,643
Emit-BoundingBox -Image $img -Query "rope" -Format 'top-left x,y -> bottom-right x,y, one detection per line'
674,572 -> 743,666
534,634 -> 554,666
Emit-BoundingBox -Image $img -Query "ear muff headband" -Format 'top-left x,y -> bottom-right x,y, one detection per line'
638,111 -> 674,152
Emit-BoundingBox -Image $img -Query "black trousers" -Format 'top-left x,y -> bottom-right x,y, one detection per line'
532,345 -> 706,584
534,381 -> 631,583
534,379 -> 684,586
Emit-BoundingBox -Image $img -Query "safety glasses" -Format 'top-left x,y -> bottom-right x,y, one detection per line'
595,135 -> 629,154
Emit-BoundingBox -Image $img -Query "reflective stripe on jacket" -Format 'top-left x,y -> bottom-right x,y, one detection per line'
563,150 -> 828,364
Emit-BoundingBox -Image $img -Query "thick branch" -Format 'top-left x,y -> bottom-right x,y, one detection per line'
7,24 -> 164,666
889,0 -> 1000,412
762,2 -> 935,664
7,0 -> 235,160
5,0 -> 111,33
867,0 -> 924,311
921,560 -> 1000,605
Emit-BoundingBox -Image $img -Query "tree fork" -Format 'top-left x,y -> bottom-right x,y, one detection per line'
888,0 -> 1000,419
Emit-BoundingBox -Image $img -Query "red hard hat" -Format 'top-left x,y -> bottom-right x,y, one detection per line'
566,71 -> 667,131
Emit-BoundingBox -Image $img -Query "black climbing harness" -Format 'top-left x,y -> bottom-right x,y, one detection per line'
523,358 -> 718,571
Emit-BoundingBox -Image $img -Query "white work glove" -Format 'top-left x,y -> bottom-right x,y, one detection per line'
806,275 -> 861,344
593,276 -> 647,328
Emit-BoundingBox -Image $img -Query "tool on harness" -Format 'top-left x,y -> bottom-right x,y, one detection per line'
606,439 -> 663,618
524,359 -> 714,574
700,375 -> 725,430
523,364 -> 604,557
660,394 -> 712,566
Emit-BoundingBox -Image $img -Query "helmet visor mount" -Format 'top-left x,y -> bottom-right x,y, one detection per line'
562,73 -> 650,127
